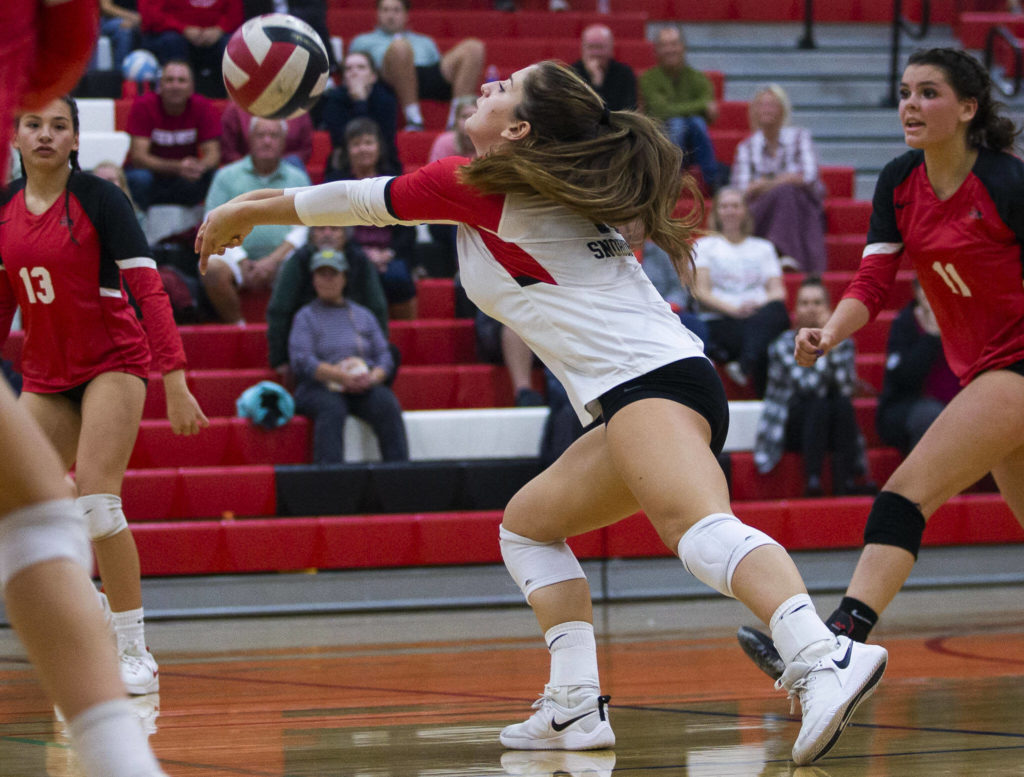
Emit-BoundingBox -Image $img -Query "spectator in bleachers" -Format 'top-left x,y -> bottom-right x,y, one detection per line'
348,0 -> 484,131
322,50 -> 399,165
693,187 -> 790,397
731,84 -> 828,274
289,248 -> 408,464
639,25 -> 721,193
124,60 -> 222,211
327,117 -> 418,319
452,270 -> 544,407
427,96 -> 477,162
570,24 -> 637,112
138,0 -> 242,98
267,225 -> 389,388
754,276 -> 874,497
877,278 -> 958,457
220,101 -> 314,171
98,0 -> 142,74
92,160 -> 146,230
638,239 -> 708,346
202,117 -> 310,324
242,0 -> 336,73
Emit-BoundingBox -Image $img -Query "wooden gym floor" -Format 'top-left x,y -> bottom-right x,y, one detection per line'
2,585 -> 1023,777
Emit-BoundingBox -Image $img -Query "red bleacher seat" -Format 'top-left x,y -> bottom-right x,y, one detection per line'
825,234 -> 865,271
389,319 -> 477,365
716,101 -> 749,131
416,278 -> 457,318
397,130 -> 441,169
178,323 -> 269,370
143,368 -> 277,419
130,417 -> 309,468
825,198 -> 873,235
122,465 -> 277,520
309,130 -> 331,184
820,166 -> 855,199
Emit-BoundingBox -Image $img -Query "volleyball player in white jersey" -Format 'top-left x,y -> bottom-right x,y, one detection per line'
197,61 -> 887,766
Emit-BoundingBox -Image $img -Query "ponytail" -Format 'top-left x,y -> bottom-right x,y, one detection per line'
460,61 -> 703,285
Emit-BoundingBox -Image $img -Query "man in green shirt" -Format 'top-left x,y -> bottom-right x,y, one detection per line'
639,26 -> 721,193
201,118 -> 311,323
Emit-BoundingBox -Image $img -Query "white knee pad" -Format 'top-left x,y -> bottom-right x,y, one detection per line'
0,499 -> 91,588
499,525 -> 586,599
677,513 -> 781,598
78,494 -> 128,542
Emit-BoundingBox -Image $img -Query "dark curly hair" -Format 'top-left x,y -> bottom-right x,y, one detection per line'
906,48 -> 1020,152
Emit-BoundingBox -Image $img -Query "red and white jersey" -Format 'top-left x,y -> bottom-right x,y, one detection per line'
291,157 -> 706,423
846,147 -> 1024,385
0,173 -> 187,392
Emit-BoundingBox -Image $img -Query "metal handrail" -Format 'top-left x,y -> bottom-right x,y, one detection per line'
797,0 -> 816,49
883,0 -> 932,107
984,25 -> 1024,98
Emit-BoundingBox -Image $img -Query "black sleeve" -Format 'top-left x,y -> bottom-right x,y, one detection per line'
866,151 -> 919,246
73,174 -> 152,290
973,147 -> 1024,245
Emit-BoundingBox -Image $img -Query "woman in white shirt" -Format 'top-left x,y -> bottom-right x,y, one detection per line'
694,187 -> 790,396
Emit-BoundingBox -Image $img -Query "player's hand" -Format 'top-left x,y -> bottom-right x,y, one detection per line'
163,372 -> 210,436
794,327 -> 833,366
197,205 -> 249,273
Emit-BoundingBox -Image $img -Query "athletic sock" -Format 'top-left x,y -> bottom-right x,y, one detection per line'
545,621 -> 599,698
111,607 -> 146,650
770,593 -> 837,666
404,102 -> 424,127
67,699 -> 164,777
826,596 -> 878,642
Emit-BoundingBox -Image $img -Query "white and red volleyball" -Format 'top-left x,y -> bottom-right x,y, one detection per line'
222,14 -> 330,119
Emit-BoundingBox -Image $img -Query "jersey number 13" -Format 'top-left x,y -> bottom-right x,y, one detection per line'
18,266 -> 56,304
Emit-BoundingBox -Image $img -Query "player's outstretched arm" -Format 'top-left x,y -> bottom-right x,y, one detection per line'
197,194 -> 301,272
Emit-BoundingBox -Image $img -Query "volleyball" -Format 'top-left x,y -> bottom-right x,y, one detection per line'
222,13 -> 330,119
122,49 -> 160,84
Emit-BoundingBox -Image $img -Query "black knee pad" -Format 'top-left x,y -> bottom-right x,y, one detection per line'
863,491 -> 926,559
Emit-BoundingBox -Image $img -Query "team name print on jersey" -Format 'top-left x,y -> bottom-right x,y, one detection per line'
587,224 -> 631,259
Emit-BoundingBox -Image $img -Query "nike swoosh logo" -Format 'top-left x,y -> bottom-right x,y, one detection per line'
547,634 -> 567,649
849,609 -> 873,624
833,641 -> 854,670
551,710 -> 596,732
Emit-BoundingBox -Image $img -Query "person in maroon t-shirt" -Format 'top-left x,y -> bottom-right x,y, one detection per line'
125,59 -> 222,210
0,4 -> 177,776
738,48 -> 1024,681
2,97 -> 208,699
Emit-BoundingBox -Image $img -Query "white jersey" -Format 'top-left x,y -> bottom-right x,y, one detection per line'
290,157 -> 707,423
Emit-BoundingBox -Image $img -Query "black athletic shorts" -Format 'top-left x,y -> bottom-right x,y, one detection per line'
416,63 -> 452,101
1001,358 -> 1024,380
597,356 -> 730,456
55,374 -> 147,405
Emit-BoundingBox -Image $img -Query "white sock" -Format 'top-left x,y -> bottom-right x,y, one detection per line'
112,607 -> 146,650
545,621 -> 599,695
404,102 -> 424,126
769,594 -> 836,666
67,699 -> 165,777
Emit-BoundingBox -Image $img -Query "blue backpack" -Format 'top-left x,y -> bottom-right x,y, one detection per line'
236,381 -> 295,429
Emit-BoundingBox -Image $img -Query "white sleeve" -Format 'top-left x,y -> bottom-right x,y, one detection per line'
284,225 -> 308,248
286,177 -> 420,228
